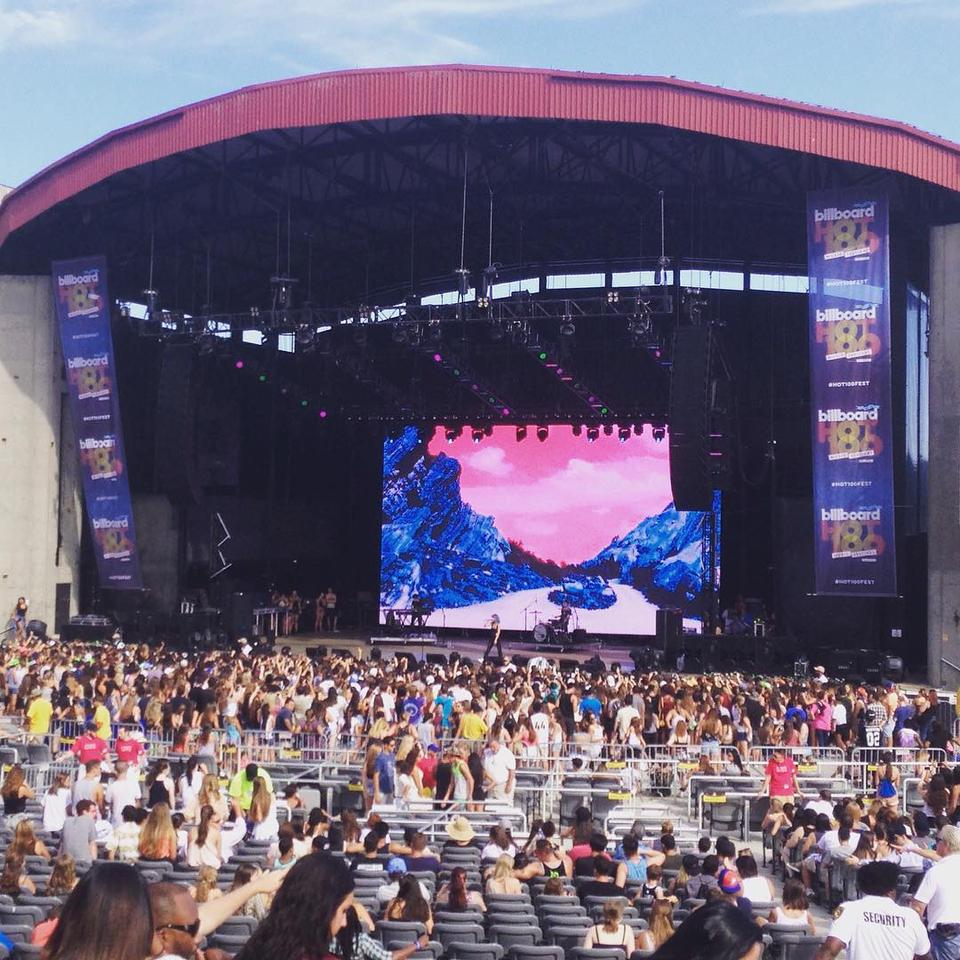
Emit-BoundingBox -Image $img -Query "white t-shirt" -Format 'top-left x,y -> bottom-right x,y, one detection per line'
829,895 -> 930,960
483,746 -> 516,786
833,702 -> 848,726
530,713 -> 550,745
805,799 -> 834,818
105,778 -> 141,827
41,788 -> 70,832
914,852 -> 960,928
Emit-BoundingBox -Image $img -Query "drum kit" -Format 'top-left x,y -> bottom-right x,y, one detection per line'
528,606 -> 575,645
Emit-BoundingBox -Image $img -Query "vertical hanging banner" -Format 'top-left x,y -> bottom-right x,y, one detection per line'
51,256 -> 143,590
807,191 -> 897,596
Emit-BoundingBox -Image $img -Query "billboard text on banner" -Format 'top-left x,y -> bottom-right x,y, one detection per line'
806,192 -> 896,597
51,256 -> 143,590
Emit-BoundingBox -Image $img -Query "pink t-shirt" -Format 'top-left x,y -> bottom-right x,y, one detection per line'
812,702 -> 833,732
765,756 -> 797,797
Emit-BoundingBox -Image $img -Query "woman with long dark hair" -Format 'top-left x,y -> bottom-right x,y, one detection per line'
238,854 -> 430,960
43,862 -> 156,960
650,900 -> 762,960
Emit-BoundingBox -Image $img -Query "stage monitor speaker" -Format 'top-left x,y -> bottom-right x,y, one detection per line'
155,344 -> 199,505
656,609 -> 683,647
668,327 -> 713,511
26,619 -> 47,639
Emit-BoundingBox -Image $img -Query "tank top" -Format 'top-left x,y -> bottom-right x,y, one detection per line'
543,859 -> 565,879
590,925 -> 627,949
624,858 -> 647,883
3,793 -> 25,815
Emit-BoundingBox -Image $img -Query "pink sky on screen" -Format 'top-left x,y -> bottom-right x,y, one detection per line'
427,425 -> 673,564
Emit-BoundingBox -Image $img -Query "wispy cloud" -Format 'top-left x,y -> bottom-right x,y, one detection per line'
0,0 -> 631,65
752,0 -> 930,12
0,3 -> 77,49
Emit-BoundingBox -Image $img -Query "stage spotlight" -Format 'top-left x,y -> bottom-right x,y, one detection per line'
471,427 -> 484,444
586,426 -> 599,443
618,426 -> 630,443
607,290 -> 619,304
445,426 -> 461,444
559,317 -> 576,338
603,424 -> 613,437
234,360 -> 244,370
516,426 -> 527,442
318,409 -> 328,419
536,425 -> 549,443
572,424 -> 583,437
652,425 -> 666,443
295,324 -> 316,348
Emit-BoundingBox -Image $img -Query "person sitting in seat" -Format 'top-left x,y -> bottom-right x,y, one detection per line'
577,855 -> 623,898
582,900 -> 636,953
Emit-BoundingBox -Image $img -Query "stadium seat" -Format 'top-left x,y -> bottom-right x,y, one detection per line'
207,934 -> 250,953
567,948 -> 627,960
506,947 -> 564,960
488,924 -> 542,950
433,922 -> 486,949
445,942 -> 506,960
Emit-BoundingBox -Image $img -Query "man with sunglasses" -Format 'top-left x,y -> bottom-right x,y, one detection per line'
150,870 -> 285,960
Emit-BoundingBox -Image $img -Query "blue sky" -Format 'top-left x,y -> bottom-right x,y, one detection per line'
1,0 -> 958,187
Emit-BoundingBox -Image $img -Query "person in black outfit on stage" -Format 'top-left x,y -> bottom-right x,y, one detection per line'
483,614 -> 503,661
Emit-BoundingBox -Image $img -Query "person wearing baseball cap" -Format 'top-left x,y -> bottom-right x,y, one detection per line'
718,869 -> 752,920
377,856 -> 430,905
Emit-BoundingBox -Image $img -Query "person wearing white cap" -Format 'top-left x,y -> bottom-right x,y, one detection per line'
912,824 -> 960,960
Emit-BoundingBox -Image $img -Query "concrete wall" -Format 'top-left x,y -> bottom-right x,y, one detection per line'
0,275 -> 82,630
928,225 -> 960,686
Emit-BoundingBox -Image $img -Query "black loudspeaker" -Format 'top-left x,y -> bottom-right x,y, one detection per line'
669,327 -> 713,511
571,628 -> 587,643
154,344 -> 199,504
223,593 -> 255,640
54,583 -> 71,634
26,620 -> 47,639
656,608 -> 683,647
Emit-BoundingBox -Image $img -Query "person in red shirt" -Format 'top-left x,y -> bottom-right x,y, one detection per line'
114,728 -> 145,768
761,747 -> 798,800
71,723 -> 109,766
416,744 -> 440,792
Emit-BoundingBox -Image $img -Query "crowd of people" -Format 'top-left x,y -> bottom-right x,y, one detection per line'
0,625 -> 955,959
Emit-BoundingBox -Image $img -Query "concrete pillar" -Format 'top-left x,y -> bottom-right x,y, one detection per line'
928,226 -> 960,686
0,275 -> 82,630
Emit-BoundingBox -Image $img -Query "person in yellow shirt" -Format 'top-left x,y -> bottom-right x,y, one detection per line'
456,702 -> 488,741
92,698 -> 112,740
25,693 -> 53,736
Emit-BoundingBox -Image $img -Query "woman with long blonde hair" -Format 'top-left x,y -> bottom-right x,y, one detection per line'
9,819 -> 50,860
138,803 -> 177,862
249,777 -> 279,841
193,864 -> 222,904
196,773 -> 228,823
643,899 -> 675,950
485,854 -> 521,895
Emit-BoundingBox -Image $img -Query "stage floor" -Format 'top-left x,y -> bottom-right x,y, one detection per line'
275,629 -> 644,669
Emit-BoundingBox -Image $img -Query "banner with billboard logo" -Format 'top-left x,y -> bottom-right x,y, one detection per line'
807,191 -> 896,596
51,256 -> 142,589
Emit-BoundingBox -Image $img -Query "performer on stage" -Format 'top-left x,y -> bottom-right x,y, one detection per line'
558,598 -> 572,634
483,614 -> 503,661
410,594 -> 429,630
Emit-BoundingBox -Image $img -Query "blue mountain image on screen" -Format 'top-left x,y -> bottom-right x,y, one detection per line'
381,426 -> 706,614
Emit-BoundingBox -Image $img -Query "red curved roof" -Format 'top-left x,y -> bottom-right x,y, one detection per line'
3,63 -> 960,249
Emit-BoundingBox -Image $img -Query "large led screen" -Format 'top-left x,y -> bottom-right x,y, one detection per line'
380,425 -> 717,636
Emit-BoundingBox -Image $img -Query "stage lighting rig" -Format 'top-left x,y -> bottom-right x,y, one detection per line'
471,427 -> 484,443
454,268 -> 471,297
445,426 -> 461,443
618,426 -> 630,442
270,275 -> 298,310
516,425 -> 527,442
536,425 -> 549,443
586,426 -> 600,443
652,424 -> 666,443
559,316 -> 576,338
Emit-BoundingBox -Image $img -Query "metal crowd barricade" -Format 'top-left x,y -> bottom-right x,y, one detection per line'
848,747 -> 947,794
